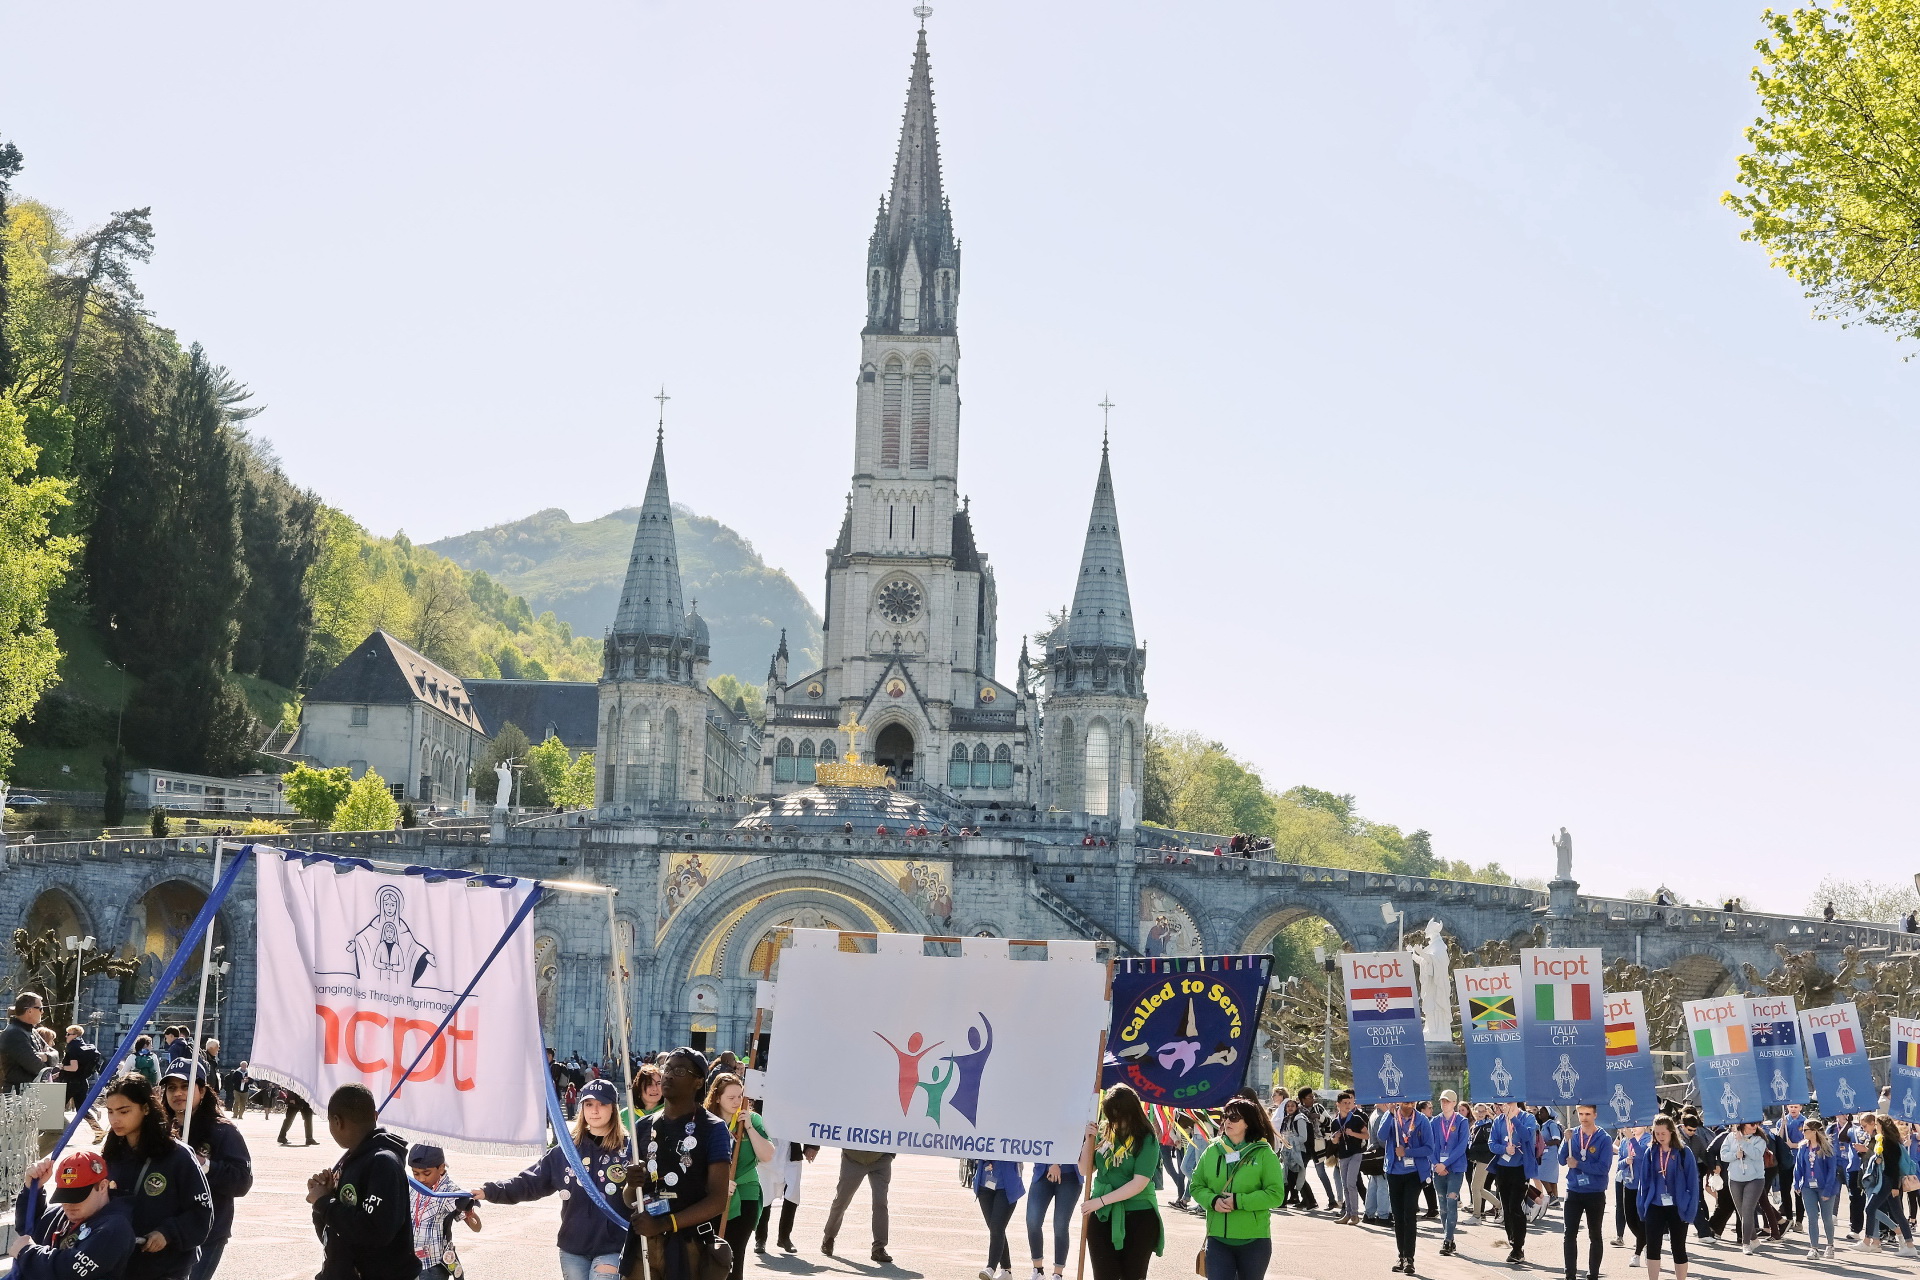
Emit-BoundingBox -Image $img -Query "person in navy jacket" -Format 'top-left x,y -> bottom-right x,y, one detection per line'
99,1075 -> 212,1280
1635,1116 -> 1698,1280
1383,1100 -> 1433,1275
970,1160 -> 1023,1280
1429,1091 -> 1470,1258
1489,1100 -> 1538,1265
1559,1105 -> 1613,1280
477,1078 -> 630,1280
161,1060 -> 252,1280
11,1150 -> 137,1280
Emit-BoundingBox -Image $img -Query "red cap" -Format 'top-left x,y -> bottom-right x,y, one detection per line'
51,1151 -> 108,1202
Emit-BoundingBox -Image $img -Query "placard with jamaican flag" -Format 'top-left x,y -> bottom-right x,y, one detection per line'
1101,953 -> 1272,1109
1455,965 -> 1525,1104
1889,1016 -> 1920,1123
1686,994 -> 1764,1125
1601,990 -> 1659,1126
1745,994 -> 1808,1106
1342,951 -> 1429,1104
1798,1001 -> 1872,1114
1517,947 -> 1605,1104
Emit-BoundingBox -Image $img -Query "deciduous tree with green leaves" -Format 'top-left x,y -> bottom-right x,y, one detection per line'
0,394 -> 77,774
285,762 -> 353,825
332,768 -> 400,832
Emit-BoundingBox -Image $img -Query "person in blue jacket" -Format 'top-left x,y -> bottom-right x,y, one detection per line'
1559,1105 -> 1613,1280
971,1160 -> 1023,1280
161,1060 -> 252,1280
1489,1099 -> 1538,1266
477,1078 -> 630,1280
1610,1127 -> 1646,1263
1635,1116 -> 1698,1280
1429,1091 -> 1470,1258
1795,1118 -> 1841,1261
1383,1100 -> 1433,1275
100,1074 -> 212,1280
10,1150 -> 136,1280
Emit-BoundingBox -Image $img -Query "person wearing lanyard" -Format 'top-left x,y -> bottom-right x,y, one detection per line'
1794,1118 -> 1841,1261
1636,1116 -> 1698,1280
1188,1098 -> 1285,1280
1611,1126 -> 1646,1264
1078,1085 -> 1163,1280
1490,1100 -> 1538,1266
1780,1104 -> 1807,1230
1383,1100 -> 1433,1275
1559,1105 -> 1613,1280
1333,1091 -> 1368,1226
1430,1091 -> 1469,1257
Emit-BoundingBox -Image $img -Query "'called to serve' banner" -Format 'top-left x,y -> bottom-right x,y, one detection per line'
1799,1002 -> 1872,1114
1517,948 -> 1604,1104
1601,991 -> 1659,1127
1890,1017 -> 1920,1122
1101,954 -> 1272,1108
1456,966 -> 1525,1104
761,934 -> 1109,1163
249,850 -> 548,1154
1746,995 -> 1808,1106
1686,995 -> 1763,1126
1342,952 -> 1430,1104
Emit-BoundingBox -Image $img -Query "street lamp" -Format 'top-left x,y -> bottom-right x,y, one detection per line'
1314,945 -> 1336,1089
1381,901 -> 1406,951
210,946 -> 232,1043
64,935 -> 96,1025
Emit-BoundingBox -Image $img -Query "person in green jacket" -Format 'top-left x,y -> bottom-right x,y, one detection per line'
707,1074 -> 773,1280
1189,1097 -> 1287,1280
1078,1085 -> 1164,1280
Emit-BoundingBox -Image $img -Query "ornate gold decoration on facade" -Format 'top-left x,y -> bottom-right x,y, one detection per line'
815,715 -> 893,788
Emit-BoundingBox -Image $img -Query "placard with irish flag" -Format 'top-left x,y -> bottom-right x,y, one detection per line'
1518,947 -> 1604,1104
1456,965 -> 1525,1104
1341,952 -> 1430,1104
1799,1002 -> 1872,1114
1890,1016 -> 1920,1123
1601,990 -> 1659,1127
1685,995 -> 1763,1125
1746,995 -> 1808,1106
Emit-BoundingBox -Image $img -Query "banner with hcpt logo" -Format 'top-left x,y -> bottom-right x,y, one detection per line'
1456,965 -> 1525,1105
1342,952 -> 1430,1104
1101,953 -> 1272,1109
1799,1001 -> 1872,1115
1518,948 -> 1605,1105
1685,995 -> 1764,1125
760,935 -> 1109,1163
1601,990 -> 1660,1127
1746,995 -> 1809,1106
249,850 -> 548,1154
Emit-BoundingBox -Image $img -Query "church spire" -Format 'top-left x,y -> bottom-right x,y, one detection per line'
1066,434 -> 1135,648
865,15 -> 959,335
611,426 -> 688,639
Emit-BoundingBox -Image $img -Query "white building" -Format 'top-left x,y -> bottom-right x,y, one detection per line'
296,630 -> 489,803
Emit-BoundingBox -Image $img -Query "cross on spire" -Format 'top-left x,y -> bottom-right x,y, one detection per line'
1098,393 -> 1114,446
654,386 -> 670,440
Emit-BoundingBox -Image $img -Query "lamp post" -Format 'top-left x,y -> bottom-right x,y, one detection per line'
1314,945 -> 1334,1088
65,934 -> 97,1026
1381,900 -> 1405,951
210,946 -> 232,1043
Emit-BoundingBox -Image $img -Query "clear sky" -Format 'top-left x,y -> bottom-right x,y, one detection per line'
5,2 -> 1915,912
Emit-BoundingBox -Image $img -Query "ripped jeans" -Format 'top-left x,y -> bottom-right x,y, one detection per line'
1433,1168 -> 1464,1241
559,1251 -> 623,1280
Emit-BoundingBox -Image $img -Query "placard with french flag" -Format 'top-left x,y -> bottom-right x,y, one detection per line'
1601,990 -> 1659,1127
1799,1002 -> 1872,1114
1341,952 -> 1430,1104
1890,1016 -> 1920,1123
1518,947 -> 1604,1104
1456,965 -> 1525,1104
1746,995 -> 1808,1106
1686,995 -> 1763,1125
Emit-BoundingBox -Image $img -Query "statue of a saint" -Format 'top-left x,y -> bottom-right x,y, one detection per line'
1552,827 -> 1573,881
494,762 -> 514,811
1411,919 -> 1452,1043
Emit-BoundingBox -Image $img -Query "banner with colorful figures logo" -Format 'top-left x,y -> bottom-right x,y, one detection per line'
1600,990 -> 1659,1127
1342,951 -> 1430,1104
1101,954 -> 1272,1108
1455,966 -> 1525,1105
760,932 -> 1109,1163
249,849 -> 549,1154
1517,948 -> 1605,1104
1685,995 -> 1764,1125
1745,995 -> 1809,1106
1799,1002 -> 1872,1115
1889,1017 -> 1920,1123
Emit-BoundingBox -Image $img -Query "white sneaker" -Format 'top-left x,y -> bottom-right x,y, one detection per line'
1824,1245 -> 1836,1259
1743,1241 -> 1757,1255
1628,1253 -> 1641,1268
1899,1242 -> 1918,1258
1806,1248 -> 1819,1260
1612,1237 -> 1624,1248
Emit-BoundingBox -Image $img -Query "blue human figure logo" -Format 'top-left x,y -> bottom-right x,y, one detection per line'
943,1014 -> 994,1125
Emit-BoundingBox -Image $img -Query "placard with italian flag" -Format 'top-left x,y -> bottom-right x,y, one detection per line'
1685,995 -> 1763,1125
1890,1016 -> 1920,1123
1600,990 -> 1659,1127
1746,995 -> 1808,1106
1517,947 -> 1604,1104
1799,1002 -> 1872,1114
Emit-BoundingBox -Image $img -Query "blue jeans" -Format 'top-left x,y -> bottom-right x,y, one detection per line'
559,1250 -> 623,1280
1204,1237 -> 1271,1280
1162,1146 -> 1189,1202
1433,1168 -> 1464,1241
1026,1174 -> 1081,1267
1806,1192 -> 1837,1249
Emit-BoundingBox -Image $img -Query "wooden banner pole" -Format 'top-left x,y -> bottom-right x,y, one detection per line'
1074,957 -> 1117,1280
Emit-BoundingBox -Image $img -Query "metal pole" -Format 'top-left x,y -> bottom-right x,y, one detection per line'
71,942 -> 87,1027
182,840 -> 225,1152
1323,969 -> 1333,1087
605,887 -> 636,1155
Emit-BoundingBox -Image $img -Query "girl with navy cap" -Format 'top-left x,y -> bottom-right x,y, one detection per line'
477,1077 -> 629,1280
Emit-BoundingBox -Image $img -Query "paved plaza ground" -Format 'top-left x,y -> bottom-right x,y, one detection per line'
19,1110 -> 1915,1280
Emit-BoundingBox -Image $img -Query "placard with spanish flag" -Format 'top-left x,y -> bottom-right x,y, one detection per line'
1890,1016 -> 1920,1122
1455,965 -> 1525,1104
1685,995 -> 1763,1125
1601,990 -> 1658,1127
1746,995 -> 1808,1106
1518,947 -> 1605,1104
1799,1002 -> 1872,1114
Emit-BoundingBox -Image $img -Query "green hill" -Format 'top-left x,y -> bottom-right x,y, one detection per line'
428,506 -> 823,684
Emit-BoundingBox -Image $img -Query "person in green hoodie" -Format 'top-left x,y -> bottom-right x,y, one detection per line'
1189,1097 -> 1287,1280
1078,1085 -> 1163,1280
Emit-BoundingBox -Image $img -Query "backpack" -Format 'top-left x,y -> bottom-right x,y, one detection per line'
75,1042 -> 102,1080
133,1051 -> 159,1085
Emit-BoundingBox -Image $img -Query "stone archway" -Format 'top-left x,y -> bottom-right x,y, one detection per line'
874,723 -> 916,781
24,888 -> 90,947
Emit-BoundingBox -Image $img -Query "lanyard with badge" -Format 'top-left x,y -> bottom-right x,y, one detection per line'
1655,1147 -> 1674,1205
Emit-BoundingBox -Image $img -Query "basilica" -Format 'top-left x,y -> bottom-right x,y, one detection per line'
593,19 -> 1149,822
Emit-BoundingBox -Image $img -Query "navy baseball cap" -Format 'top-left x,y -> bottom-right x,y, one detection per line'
407,1144 -> 447,1168
578,1078 -> 618,1107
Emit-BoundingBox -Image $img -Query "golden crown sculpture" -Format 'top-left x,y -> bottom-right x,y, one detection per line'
814,715 -> 893,788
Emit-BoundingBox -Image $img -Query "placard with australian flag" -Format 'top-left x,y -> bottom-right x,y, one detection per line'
1455,965 -> 1525,1104
1517,947 -> 1604,1104
1889,1016 -> 1920,1123
1746,995 -> 1808,1106
1102,953 -> 1272,1109
1342,951 -> 1429,1104
1798,1001 -> 1872,1114
1686,995 -> 1764,1125
1601,990 -> 1659,1127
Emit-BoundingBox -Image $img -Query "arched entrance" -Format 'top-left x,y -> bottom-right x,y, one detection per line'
874,724 -> 915,781
118,881 -> 227,1030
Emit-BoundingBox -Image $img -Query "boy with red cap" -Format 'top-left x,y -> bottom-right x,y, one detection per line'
10,1150 -> 137,1280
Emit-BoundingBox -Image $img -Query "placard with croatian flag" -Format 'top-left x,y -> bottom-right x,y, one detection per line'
1798,1002 -> 1871,1114
1745,995 -> 1808,1106
1342,951 -> 1430,1104
1456,966 -> 1525,1104
1686,995 -> 1763,1125
1890,1016 -> 1920,1123
1518,947 -> 1604,1104
1601,990 -> 1659,1127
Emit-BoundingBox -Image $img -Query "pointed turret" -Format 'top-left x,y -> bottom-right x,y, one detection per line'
612,431 -> 688,639
864,22 -> 960,335
1066,437 -> 1135,648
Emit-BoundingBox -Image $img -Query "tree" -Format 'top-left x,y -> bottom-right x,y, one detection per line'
470,721 -> 546,806
102,750 -> 125,825
51,208 -> 153,405
708,674 -> 764,724
560,751 -> 597,810
0,394 -> 78,774
1806,875 -> 1920,925
231,435 -> 321,686
7,928 -> 138,1031
1725,1 -> 1920,344
0,139 -> 23,391
284,762 -> 352,824
526,734 -> 573,805
332,768 -> 400,832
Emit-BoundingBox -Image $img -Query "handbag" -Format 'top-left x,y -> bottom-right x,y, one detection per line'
1360,1146 -> 1385,1177
1902,1173 -> 1920,1194
1763,1149 -> 1776,1170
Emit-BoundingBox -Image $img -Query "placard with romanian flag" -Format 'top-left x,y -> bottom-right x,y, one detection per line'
1889,1016 -> 1920,1122
1517,947 -> 1604,1104
1685,995 -> 1763,1125
1799,1001 -> 1872,1114
1746,995 -> 1808,1106
1600,989 -> 1659,1126
1455,965 -> 1525,1104
1341,951 -> 1430,1104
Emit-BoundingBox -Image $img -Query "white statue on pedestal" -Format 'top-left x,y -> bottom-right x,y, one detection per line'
494,763 -> 513,812
1411,918 -> 1452,1043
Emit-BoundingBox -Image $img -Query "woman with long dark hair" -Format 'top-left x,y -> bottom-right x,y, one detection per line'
1188,1098 -> 1285,1280
100,1074 -> 212,1280
477,1077 -> 631,1280
1078,1085 -> 1164,1280
1635,1115 -> 1697,1280
160,1061 -> 252,1280
1858,1114 -> 1917,1254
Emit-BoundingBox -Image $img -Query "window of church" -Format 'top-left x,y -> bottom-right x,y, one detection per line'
775,737 -> 796,784
993,745 -> 1013,789
881,360 -> 903,467
821,740 -> 839,763
1085,722 -> 1111,816
798,739 -> 816,785
948,743 -> 970,788
971,743 -> 991,789
910,361 -> 932,469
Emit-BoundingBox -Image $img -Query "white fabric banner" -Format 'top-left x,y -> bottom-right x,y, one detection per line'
248,850 -> 548,1154
761,940 -> 1108,1165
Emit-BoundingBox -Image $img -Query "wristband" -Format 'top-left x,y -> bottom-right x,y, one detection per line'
669,1214 -> 677,1233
